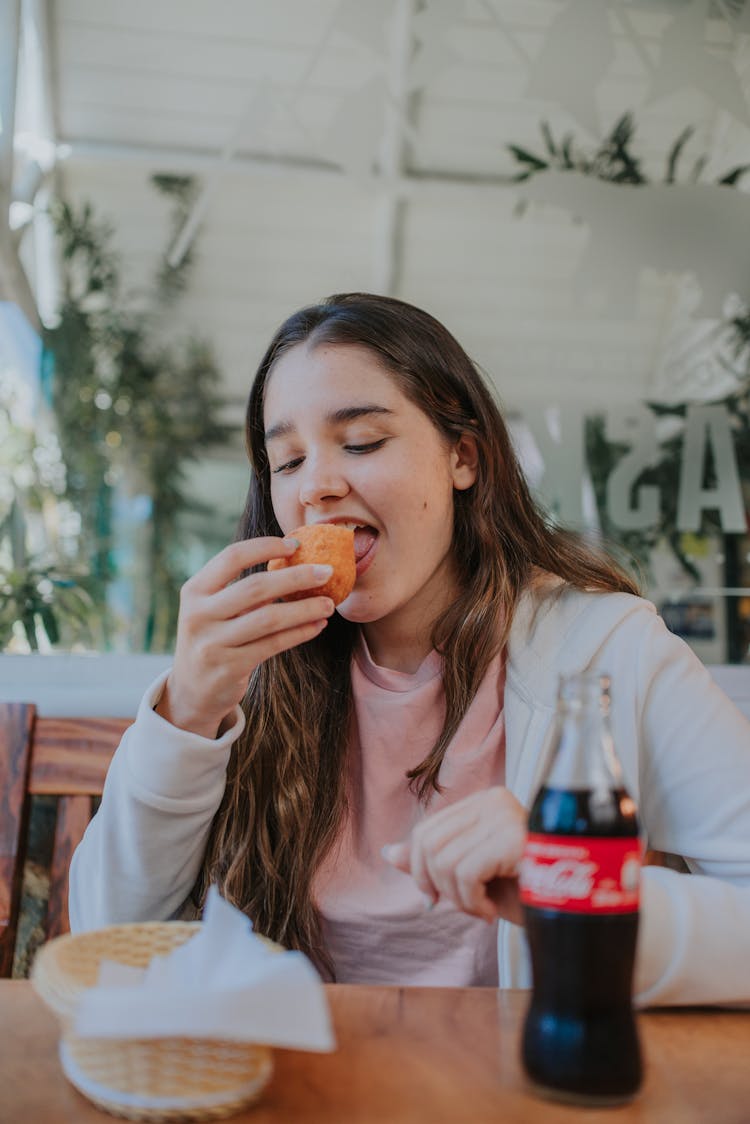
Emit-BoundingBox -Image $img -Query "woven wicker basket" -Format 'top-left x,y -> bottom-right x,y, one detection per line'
31,921 -> 275,1122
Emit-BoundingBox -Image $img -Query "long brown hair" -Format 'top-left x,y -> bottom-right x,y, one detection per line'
197,292 -> 639,975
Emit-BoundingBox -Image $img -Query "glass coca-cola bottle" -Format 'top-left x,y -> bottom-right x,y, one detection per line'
518,671 -> 644,1105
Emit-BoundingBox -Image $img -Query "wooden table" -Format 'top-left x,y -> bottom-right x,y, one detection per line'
2,981 -> 749,1124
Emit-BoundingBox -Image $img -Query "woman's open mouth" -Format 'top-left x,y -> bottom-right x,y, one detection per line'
336,523 -> 379,577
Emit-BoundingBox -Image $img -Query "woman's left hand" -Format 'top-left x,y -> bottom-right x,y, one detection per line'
382,787 -> 528,925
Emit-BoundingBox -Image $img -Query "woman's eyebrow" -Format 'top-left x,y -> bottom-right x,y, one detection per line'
265,404 -> 394,442
330,404 -> 394,425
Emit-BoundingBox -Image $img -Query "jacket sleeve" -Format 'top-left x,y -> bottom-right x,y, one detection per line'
605,607 -> 750,1007
68,672 -> 245,932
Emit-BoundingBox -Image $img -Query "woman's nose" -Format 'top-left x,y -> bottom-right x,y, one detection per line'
298,456 -> 350,507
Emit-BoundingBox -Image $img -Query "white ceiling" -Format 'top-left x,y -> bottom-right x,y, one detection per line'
7,0 -> 750,441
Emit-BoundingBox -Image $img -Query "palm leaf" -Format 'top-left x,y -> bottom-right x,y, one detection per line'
507,144 -> 548,171
540,121 -> 557,157
665,126 -> 695,184
718,165 -> 750,187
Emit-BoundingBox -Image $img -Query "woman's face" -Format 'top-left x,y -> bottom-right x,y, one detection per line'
262,342 -> 477,634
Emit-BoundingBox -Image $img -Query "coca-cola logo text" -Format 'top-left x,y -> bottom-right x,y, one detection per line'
520,857 -> 598,900
519,833 -> 642,914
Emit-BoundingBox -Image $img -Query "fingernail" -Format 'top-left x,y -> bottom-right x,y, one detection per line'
283,537 -> 300,549
313,564 -> 333,579
422,893 -> 437,912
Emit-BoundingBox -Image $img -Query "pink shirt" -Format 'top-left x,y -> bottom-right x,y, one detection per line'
314,634 -> 507,985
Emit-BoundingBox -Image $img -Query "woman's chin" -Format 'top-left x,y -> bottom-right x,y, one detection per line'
335,590 -> 384,623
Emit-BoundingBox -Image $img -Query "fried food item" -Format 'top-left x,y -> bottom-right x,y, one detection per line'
268,523 -> 356,605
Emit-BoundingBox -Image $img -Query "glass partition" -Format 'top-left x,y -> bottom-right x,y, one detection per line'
3,0 -> 750,663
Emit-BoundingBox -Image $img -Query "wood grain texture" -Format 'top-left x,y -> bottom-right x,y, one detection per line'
1,984 -> 749,1123
30,717 -> 128,946
0,704 -> 35,977
29,717 -> 130,795
1,710 -> 130,973
47,795 -> 95,940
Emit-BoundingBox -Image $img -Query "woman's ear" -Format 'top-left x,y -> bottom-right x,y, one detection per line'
451,433 -> 479,491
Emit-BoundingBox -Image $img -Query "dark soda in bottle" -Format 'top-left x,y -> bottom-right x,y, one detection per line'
518,672 -> 644,1105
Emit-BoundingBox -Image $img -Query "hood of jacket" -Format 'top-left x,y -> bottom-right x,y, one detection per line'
503,577 -> 655,802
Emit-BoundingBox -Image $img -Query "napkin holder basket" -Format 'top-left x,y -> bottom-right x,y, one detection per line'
31,921 -> 274,1122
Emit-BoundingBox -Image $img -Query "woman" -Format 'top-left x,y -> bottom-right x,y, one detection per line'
70,293 -> 750,1004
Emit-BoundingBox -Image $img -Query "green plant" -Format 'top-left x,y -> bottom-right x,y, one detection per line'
508,113 -> 750,188
0,542 -> 97,652
42,177 -> 235,651
0,388 -> 97,650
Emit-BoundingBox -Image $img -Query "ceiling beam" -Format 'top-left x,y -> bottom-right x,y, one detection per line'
61,138 -> 520,198
14,0 -> 61,327
0,0 -> 40,330
371,0 -> 417,296
0,0 -> 21,194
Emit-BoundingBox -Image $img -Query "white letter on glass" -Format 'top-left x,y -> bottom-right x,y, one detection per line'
605,408 -> 661,530
676,404 -> 746,533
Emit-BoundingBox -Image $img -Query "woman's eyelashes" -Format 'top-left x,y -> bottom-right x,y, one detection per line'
345,438 -> 387,455
271,456 -> 304,474
271,438 -> 387,474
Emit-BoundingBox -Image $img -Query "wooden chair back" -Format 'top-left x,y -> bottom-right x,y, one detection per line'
0,703 -> 130,976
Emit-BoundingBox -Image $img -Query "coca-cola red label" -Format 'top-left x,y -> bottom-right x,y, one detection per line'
519,834 -> 644,914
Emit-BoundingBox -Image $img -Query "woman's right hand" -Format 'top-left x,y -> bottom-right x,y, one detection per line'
156,536 -> 336,738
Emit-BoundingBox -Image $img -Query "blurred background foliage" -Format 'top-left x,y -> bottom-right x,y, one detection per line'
1,175 -> 233,652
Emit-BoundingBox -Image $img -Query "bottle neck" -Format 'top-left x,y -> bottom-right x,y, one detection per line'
545,676 -> 623,793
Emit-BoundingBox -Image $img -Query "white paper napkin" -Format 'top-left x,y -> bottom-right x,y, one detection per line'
73,887 -> 336,1051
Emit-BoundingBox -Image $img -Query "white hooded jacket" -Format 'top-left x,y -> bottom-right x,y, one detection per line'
503,582 -> 750,1006
69,582 -> 750,1006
